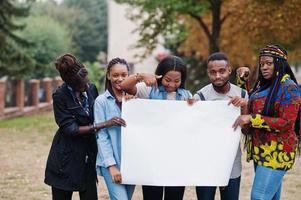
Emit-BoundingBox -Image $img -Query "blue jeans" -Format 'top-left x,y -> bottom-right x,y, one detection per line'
251,165 -> 285,200
196,176 -> 241,200
100,167 -> 135,200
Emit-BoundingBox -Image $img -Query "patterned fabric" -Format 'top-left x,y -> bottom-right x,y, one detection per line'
236,75 -> 250,92
246,74 -> 301,170
259,45 -> 287,60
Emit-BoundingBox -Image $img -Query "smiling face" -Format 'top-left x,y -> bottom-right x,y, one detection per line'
107,63 -> 129,91
260,56 -> 274,80
207,60 -> 231,87
161,70 -> 182,92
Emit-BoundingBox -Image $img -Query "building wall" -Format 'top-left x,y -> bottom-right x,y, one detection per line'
108,0 -> 166,73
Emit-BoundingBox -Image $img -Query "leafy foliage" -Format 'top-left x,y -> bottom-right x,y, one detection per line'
84,62 -> 106,93
19,16 -> 73,78
116,0 -> 210,57
63,0 -> 108,61
116,0 -> 301,91
0,0 -> 33,78
1,0 -> 109,78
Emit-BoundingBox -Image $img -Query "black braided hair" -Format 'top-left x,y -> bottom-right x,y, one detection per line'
55,53 -> 88,90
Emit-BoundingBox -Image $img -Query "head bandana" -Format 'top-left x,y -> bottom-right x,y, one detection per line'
259,45 -> 287,60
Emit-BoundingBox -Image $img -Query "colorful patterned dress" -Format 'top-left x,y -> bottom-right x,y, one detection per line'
246,74 -> 301,170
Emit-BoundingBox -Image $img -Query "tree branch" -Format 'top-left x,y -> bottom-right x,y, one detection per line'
221,12 -> 231,25
188,12 -> 211,39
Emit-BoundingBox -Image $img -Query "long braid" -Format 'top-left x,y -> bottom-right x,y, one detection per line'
263,58 -> 284,116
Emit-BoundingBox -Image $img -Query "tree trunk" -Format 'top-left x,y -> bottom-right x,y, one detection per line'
209,36 -> 220,54
209,0 -> 222,54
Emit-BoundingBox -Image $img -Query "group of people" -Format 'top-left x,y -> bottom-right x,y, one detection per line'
44,44 -> 301,200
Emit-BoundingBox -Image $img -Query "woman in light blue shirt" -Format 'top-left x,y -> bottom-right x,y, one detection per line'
94,58 -> 134,200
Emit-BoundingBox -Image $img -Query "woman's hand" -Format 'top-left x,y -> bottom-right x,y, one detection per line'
236,67 -> 250,79
105,117 -> 126,128
186,97 -> 197,106
108,165 -> 122,184
140,73 -> 162,87
123,93 -> 136,101
228,96 -> 248,107
232,115 -> 251,131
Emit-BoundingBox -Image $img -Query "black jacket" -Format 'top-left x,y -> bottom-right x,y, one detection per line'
44,83 -> 98,191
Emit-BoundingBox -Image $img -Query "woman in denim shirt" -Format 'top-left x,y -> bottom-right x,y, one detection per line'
94,58 -> 134,200
121,55 -> 192,200
44,54 -> 125,200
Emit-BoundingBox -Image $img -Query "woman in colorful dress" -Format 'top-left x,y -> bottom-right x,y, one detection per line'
233,44 -> 301,200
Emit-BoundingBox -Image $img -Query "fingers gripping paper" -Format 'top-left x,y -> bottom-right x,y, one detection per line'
121,99 -> 241,186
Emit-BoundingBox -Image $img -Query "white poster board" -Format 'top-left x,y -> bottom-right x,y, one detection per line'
121,99 -> 241,186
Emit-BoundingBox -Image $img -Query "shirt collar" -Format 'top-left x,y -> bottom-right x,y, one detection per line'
158,85 -> 182,96
67,85 -> 88,100
104,89 -> 115,99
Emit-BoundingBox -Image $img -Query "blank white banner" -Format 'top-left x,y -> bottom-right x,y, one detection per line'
121,99 -> 241,186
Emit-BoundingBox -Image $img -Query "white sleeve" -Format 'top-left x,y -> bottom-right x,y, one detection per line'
193,93 -> 201,100
193,88 -> 204,100
136,82 -> 152,99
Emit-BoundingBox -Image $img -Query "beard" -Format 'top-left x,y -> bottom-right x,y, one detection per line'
212,79 -> 229,88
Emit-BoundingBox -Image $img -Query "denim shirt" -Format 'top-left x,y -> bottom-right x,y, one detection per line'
149,86 -> 192,100
94,90 -> 122,173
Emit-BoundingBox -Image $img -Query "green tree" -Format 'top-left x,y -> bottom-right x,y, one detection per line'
63,0 -> 108,61
116,0 -> 301,92
19,16 -> 73,78
0,42 -> 35,78
84,62 -> 106,92
0,0 -> 30,47
115,0 -> 228,55
30,0 -> 108,62
0,0 -> 33,78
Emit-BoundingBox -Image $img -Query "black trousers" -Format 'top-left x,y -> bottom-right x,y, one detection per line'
196,176 -> 241,200
142,185 -> 185,200
52,182 -> 98,200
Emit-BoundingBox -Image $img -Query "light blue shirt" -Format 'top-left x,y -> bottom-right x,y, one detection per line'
149,85 -> 192,100
94,90 -> 122,174
136,82 -> 192,100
